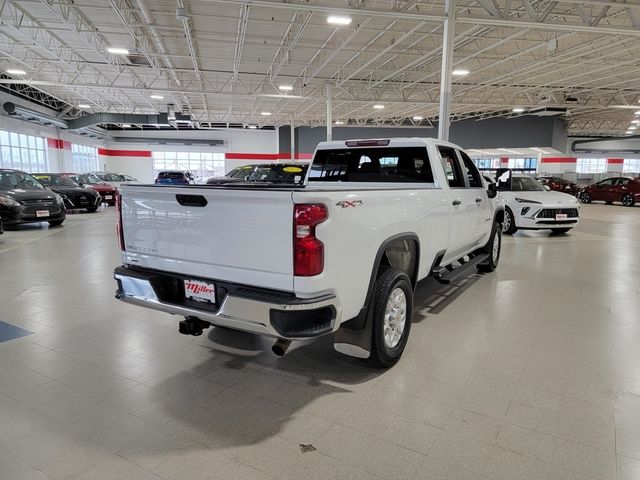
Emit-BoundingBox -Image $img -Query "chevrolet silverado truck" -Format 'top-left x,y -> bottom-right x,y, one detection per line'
113,138 -> 504,368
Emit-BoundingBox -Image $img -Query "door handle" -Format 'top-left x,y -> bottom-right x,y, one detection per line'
452,199 -> 462,206
176,194 -> 207,207
475,197 -> 483,203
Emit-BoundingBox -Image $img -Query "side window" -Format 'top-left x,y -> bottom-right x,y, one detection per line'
438,146 -> 465,188
458,150 -> 482,188
617,178 -> 630,186
598,179 -> 613,186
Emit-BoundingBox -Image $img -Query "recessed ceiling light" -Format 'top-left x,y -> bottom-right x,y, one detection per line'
78,104 -> 91,109
122,124 -> 131,128
107,47 -> 129,55
452,69 -> 469,76
631,120 -> 640,124
373,104 -> 385,109
6,69 -> 26,75
248,125 -> 257,129
278,85 -> 293,91
260,111 -> 271,116
150,94 -> 164,100
327,15 -> 352,25
512,107 -> 525,113
334,120 -> 344,125
412,116 -> 424,120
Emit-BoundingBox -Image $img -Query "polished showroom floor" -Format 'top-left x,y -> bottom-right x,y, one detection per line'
0,204 -> 639,480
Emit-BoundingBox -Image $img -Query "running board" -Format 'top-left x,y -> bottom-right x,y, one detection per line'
434,253 -> 490,284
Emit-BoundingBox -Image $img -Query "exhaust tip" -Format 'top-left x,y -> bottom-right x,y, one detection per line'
272,339 -> 291,356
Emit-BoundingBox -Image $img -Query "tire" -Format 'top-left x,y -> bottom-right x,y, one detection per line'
48,219 -> 64,227
580,192 -> 592,204
622,193 -> 636,207
478,221 -> 501,272
502,207 -> 517,235
368,267 -> 413,369
86,206 -> 98,213
550,228 -> 571,234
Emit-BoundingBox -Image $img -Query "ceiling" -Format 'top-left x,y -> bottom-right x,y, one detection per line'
1,0 -> 639,136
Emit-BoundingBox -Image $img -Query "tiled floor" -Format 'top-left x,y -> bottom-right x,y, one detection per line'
0,204 -> 639,479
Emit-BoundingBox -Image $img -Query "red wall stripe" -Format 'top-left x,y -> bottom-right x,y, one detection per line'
607,158 -> 624,164
541,157 -> 577,163
98,148 -> 152,157
47,138 -> 71,150
500,157 -> 509,163
225,152 -> 279,160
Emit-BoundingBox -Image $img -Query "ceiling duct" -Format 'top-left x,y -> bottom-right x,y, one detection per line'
67,112 -> 171,130
529,107 -> 567,116
112,136 -> 224,146
3,101 -> 68,128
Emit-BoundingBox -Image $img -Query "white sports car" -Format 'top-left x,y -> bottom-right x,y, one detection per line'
500,174 -> 580,235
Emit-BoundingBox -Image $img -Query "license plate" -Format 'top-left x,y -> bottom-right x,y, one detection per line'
184,279 -> 216,304
555,213 -> 568,220
105,195 -> 113,200
36,210 -> 50,218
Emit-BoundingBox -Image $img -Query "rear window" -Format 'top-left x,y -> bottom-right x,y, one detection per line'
158,171 -> 186,179
309,147 -> 434,183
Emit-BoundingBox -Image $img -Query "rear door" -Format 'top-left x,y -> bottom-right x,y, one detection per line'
458,149 -> 492,244
120,185 -> 296,291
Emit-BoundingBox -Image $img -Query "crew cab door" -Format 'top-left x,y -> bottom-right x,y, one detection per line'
458,149 -> 492,244
591,178 -> 614,201
437,146 -> 478,257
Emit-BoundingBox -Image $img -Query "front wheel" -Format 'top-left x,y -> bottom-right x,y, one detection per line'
622,193 -> 635,207
478,221 -> 501,272
48,219 -> 64,227
368,267 -> 413,369
502,207 -> 517,235
580,192 -> 592,203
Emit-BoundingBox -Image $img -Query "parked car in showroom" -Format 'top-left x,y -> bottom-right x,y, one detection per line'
206,163 -> 309,185
579,176 -> 640,206
498,171 -> 580,234
92,172 -> 138,188
67,173 -> 118,205
33,173 -> 102,212
0,169 -> 66,227
155,170 -> 196,185
537,176 -> 579,196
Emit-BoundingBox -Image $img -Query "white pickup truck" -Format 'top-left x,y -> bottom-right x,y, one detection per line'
114,138 -> 504,368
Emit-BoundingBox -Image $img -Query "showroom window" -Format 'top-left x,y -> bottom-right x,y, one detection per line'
152,151 -> 225,182
0,129 -> 47,172
508,158 -> 537,171
577,158 -> 606,173
473,158 -> 501,170
72,144 -> 98,172
623,159 -> 640,174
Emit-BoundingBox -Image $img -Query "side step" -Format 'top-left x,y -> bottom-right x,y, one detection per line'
434,253 -> 490,285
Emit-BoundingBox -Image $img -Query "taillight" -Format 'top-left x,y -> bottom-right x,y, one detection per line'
294,204 -> 327,276
116,194 -> 125,251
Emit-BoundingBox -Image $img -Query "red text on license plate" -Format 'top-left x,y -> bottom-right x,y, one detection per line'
184,279 -> 216,303
36,210 -> 50,218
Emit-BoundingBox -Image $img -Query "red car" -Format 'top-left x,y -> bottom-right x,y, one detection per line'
580,176 -> 640,207
538,176 -> 579,196
61,173 -> 119,206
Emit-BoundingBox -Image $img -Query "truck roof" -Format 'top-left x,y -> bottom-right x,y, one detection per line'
315,137 -> 461,150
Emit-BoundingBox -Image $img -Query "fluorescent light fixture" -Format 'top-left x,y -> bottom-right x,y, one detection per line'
6,69 -> 26,75
512,107 -> 525,113
373,104 -> 385,109
78,104 -> 91,109
334,120 -> 344,125
629,125 -> 638,130
452,69 -> 469,76
122,124 -> 131,128
260,111 -> 271,116
327,15 -> 352,25
278,85 -> 293,91
632,120 -> 640,124
412,116 -> 424,120
150,94 -> 164,100
248,125 -> 257,129
635,110 -> 640,115
107,47 -> 129,55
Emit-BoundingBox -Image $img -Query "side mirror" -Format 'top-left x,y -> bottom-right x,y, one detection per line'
487,182 -> 498,198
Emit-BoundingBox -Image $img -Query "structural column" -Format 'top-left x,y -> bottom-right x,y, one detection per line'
326,84 -> 333,142
438,0 -> 456,141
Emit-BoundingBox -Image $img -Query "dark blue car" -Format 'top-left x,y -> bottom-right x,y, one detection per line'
155,170 -> 196,185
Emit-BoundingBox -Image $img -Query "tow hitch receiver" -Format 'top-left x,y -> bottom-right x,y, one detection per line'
178,316 -> 211,336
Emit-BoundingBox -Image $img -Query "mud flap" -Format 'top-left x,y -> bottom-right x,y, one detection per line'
332,313 -> 374,359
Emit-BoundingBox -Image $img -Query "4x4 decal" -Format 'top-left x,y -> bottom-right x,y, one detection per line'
336,200 -> 363,208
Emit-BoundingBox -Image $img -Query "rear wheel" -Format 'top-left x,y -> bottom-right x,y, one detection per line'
368,267 -> 412,369
580,192 -> 592,203
478,221 -> 501,272
622,193 -> 635,207
502,207 -> 517,235
48,219 -> 64,227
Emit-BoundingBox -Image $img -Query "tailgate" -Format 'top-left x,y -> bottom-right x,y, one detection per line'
120,185 -> 295,291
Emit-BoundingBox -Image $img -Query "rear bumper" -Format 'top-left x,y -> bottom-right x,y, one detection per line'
114,266 -> 340,340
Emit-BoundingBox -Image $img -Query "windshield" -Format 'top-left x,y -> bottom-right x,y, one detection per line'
75,173 -> 103,185
512,176 -> 546,192
247,164 -> 308,183
96,173 -> 125,182
0,171 -> 45,190
34,175 -> 78,187
158,171 -> 186,180
227,166 -> 254,179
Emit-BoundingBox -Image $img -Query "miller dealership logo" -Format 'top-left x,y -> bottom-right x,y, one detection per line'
336,200 -> 363,208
